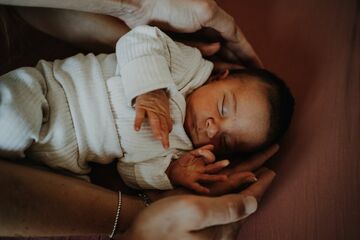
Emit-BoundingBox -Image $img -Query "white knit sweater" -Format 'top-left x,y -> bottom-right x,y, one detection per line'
0,26 -> 213,189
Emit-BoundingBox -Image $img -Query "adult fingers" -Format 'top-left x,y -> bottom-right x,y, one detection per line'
198,174 -> 227,182
212,61 -> 244,74
203,6 -> 262,67
204,160 -> 230,173
195,169 -> 274,229
134,107 -> 146,131
191,194 -> 258,230
240,168 -> 276,202
207,171 -> 256,196
182,41 -> 221,56
233,144 -> 279,172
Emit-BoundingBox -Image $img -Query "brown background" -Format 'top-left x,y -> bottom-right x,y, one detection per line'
0,0 -> 359,239
218,0 -> 359,239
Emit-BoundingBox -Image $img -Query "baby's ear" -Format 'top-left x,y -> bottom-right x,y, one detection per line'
208,69 -> 230,82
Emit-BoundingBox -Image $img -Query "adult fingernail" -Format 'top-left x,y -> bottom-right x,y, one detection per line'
223,160 -> 230,166
243,196 -> 257,215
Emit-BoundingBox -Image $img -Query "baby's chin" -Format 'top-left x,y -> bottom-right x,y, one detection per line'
188,132 -> 201,149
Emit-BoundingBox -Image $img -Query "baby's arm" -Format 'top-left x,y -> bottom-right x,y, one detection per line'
117,145 -> 228,193
166,145 -> 230,194
116,25 -> 174,107
116,26 -> 176,148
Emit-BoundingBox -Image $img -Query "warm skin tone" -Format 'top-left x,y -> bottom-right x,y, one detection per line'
137,71 -> 271,193
0,0 -> 262,66
0,1 -> 277,238
0,145 -> 279,238
136,71 -> 271,154
123,168 -> 275,240
166,144 -> 257,194
184,70 -> 271,154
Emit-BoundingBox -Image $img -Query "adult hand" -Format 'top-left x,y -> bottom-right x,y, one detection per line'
118,0 -> 262,67
1,0 -> 262,65
146,144 -> 279,201
206,144 -> 279,196
120,168 -> 276,240
134,89 -> 173,149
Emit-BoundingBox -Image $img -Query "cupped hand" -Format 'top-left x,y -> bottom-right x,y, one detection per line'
121,168 -> 276,240
119,0 -> 262,67
205,144 -> 280,196
134,89 -> 172,149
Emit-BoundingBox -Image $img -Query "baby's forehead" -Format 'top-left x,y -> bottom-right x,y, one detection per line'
223,74 -> 271,94
225,76 -> 271,151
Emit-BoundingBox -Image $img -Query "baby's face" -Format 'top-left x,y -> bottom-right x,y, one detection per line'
184,74 -> 271,155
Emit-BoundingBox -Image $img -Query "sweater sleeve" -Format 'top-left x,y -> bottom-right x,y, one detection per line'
116,25 -> 174,106
117,154 -> 174,190
0,67 -> 47,159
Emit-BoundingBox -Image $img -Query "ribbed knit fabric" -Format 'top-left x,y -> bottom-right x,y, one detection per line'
0,25 -> 213,189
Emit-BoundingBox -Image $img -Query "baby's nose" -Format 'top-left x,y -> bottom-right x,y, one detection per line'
205,118 -> 219,139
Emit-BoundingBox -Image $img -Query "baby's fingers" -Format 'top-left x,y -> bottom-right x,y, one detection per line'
134,107 -> 146,131
192,145 -> 215,163
189,182 -> 210,194
148,112 -> 170,149
205,160 -> 230,173
159,115 -> 170,149
148,111 -> 162,140
198,174 -> 228,182
198,144 -> 214,151
166,113 -> 173,133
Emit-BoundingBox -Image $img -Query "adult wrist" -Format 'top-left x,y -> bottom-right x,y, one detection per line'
95,0 -> 144,18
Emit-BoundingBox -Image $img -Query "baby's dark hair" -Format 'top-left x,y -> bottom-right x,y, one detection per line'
229,68 -> 295,152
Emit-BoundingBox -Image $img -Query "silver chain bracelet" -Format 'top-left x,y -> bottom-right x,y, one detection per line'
109,191 -> 122,239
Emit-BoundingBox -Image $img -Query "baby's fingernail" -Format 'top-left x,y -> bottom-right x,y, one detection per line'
203,188 -> 210,194
247,176 -> 258,183
135,126 -> 140,131
243,196 -> 257,215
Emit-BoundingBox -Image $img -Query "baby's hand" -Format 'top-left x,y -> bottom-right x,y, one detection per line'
166,144 -> 230,194
134,89 -> 172,149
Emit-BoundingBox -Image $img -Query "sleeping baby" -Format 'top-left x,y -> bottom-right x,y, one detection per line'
0,26 -> 294,194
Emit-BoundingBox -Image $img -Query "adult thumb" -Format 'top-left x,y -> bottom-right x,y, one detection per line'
193,194 -> 257,230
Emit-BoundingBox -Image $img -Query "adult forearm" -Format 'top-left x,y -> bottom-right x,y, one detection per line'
0,160 -> 145,236
0,0 -> 142,16
15,7 -> 130,51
